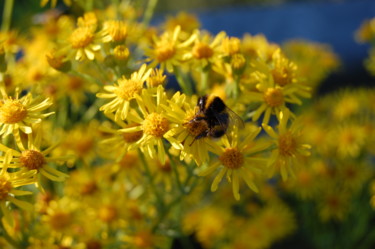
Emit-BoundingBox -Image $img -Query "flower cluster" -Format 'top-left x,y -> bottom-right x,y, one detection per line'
0,1 -> 373,249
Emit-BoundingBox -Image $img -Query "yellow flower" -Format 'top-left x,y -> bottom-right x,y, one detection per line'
164,12 -> 201,37
99,119 -> 143,158
69,13 -> 100,61
262,110 -> 311,181
0,150 -> 37,225
241,33 -> 279,60
0,129 -> 69,184
244,49 -> 310,124
100,20 -> 128,43
97,64 -> 152,121
199,124 -> 270,200
145,26 -> 197,72
355,17 -> 375,43
41,197 -> 78,234
118,86 -> 182,164
186,30 -> 226,68
0,89 -> 54,137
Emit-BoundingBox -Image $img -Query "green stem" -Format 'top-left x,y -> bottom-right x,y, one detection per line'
70,70 -> 104,87
173,66 -> 193,95
199,68 -> 209,95
138,150 -> 164,210
142,0 -> 158,27
166,150 -> 186,195
1,0 -> 14,32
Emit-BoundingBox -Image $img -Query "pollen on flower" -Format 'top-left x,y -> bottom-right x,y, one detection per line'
0,177 -> 12,200
70,27 -> 94,49
264,88 -> 284,107
278,132 -> 297,156
155,42 -> 175,62
219,148 -> 244,169
0,99 -> 28,124
98,205 -> 118,223
143,113 -> 169,138
192,42 -> 213,59
123,124 -> 143,143
20,150 -> 46,170
115,78 -> 143,100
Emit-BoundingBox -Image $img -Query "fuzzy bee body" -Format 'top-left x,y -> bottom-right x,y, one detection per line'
187,95 -> 242,141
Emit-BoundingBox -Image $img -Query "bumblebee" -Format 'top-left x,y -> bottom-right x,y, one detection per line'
186,95 -> 243,142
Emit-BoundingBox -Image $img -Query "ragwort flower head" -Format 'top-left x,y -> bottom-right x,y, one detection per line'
146,26 -> 197,72
97,64 -> 152,121
199,125 -> 270,200
0,150 -> 37,225
69,12 -> 100,61
262,110 -> 311,181
0,129 -> 69,184
119,85 -> 182,164
0,89 -> 54,137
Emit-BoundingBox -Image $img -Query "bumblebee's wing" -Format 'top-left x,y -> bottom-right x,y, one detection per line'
226,106 -> 245,129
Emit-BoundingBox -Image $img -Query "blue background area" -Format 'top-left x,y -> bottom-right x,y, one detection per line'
197,0 -> 375,71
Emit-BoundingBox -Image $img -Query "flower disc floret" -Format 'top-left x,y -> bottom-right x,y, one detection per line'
0,177 -> 12,200
70,27 -> 94,49
0,99 -> 27,124
264,88 -> 284,107
143,113 -> 169,138
193,42 -> 213,59
115,78 -> 143,100
20,150 -> 46,170
278,132 -> 297,156
156,42 -> 176,62
219,148 -> 244,169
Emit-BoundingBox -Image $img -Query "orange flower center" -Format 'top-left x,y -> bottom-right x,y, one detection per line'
103,20 -> 127,42
20,150 -> 45,170
219,148 -> 244,169
143,113 -> 169,138
70,27 -> 94,49
0,99 -> 27,124
278,132 -> 297,156
115,78 -> 143,100
263,88 -> 284,107
155,42 -> 175,62
192,42 -> 213,59
98,205 -> 118,223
